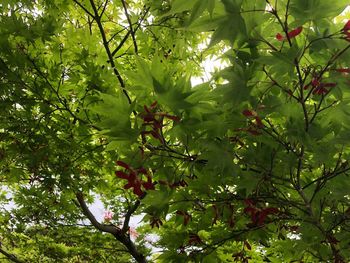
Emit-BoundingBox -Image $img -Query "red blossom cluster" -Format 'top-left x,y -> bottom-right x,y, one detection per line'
342,20 -> 350,41
115,161 -> 154,197
243,199 -> 279,226
276,26 -> 303,41
238,109 -> 264,135
140,101 -> 180,144
176,210 -> 192,226
304,78 -> 337,95
335,68 -> 350,74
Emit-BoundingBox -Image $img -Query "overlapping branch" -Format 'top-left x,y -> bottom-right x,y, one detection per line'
76,192 -> 147,263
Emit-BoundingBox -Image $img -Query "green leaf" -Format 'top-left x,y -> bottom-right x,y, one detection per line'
290,0 -> 349,22
164,0 -> 197,15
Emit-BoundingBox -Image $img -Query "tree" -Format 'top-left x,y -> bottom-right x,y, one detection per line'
1,0 -> 350,262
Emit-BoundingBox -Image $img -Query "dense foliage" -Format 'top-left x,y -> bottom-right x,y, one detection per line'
1,0 -> 350,262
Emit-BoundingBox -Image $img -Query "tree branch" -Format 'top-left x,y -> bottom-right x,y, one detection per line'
120,0 -> 138,54
75,192 -> 147,263
111,6 -> 150,57
76,192 -> 120,234
73,0 -> 94,17
0,248 -> 24,263
122,200 -> 141,233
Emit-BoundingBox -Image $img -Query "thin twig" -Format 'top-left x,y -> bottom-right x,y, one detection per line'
88,0 -> 132,104
73,0 -> 94,17
120,0 -> 138,53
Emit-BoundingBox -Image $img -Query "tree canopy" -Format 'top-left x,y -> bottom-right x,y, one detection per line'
1,0 -> 350,262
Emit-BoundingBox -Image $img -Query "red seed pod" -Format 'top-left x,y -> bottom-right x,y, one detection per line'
116,160 -> 130,170
343,20 -> 350,32
276,33 -> 284,41
242,109 -> 256,117
287,26 -> 302,38
115,171 -> 129,179
336,68 -> 350,73
276,26 -> 302,41
142,175 -> 155,190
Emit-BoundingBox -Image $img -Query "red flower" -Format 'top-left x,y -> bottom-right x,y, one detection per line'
288,26 -> 303,38
115,171 -> 129,179
116,161 -> 130,169
311,78 -> 320,87
313,87 -> 328,95
342,20 -> 350,41
142,175 -> 155,190
257,207 -> 279,225
336,68 -> 350,73
276,26 -> 303,41
242,109 -> 263,130
140,102 -> 180,144
115,161 -> 154,197
343,20 -> 350,32
242,109 -> 256,117
276,33 -> 284,41
312,82 -> 336,95
254,116 -> 263,128
244,200 -> 279,226
323,82 -> 337,88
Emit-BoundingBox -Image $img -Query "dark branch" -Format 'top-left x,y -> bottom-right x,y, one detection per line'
111,7 -> 150,57
88,0 -> 133,104
0,248 -> 25,263
76,192 -> 147,263
76,192 -> 120,234
111,30 -> 131,57
120,0 -> 138,53
73,0 -> 94,17
122,200 -> 141,233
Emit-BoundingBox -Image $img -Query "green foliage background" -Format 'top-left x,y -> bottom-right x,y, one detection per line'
1,0 -> 350,262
